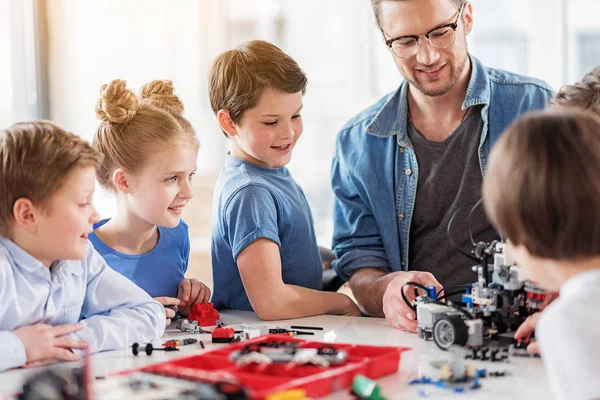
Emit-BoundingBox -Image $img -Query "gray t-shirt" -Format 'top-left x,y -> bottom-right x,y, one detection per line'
407,105 -> 498,288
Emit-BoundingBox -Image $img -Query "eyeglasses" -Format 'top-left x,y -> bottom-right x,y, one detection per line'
383,2 -> 465,59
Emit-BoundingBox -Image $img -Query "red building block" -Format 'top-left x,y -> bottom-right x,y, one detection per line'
188,303 -> 220,326
212,327 -> 235,343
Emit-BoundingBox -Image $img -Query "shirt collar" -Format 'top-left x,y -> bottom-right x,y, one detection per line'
0,237 -> 85,276
0,237 -> 47,273
560,268 -> 600,300
366,54 -> 490,140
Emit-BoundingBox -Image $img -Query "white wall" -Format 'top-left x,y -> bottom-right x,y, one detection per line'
44,0 -> 600,241
46,0 -> 228,217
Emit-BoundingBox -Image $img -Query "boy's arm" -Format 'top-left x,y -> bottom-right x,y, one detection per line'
71,246 -> 166,354
0,331 -> 26,372
238,238 -> 360,320
222,185 -> 360,320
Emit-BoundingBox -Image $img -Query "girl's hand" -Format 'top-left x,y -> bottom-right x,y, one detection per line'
177,278 -> 211,307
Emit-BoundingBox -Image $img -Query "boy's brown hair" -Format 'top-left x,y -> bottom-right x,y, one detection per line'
483,109 -> 600,260
552,66 -> 600,115
0,121 -> 103,236
94,79 -> 198,191
208,40 -> 308,137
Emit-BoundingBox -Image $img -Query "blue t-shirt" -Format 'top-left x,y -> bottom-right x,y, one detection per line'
211,155 -> 323,311
89,219 -> 190,298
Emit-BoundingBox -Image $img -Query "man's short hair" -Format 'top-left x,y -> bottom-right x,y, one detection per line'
483,109 -> 600,260
208,40 -> 308,137
0,121 -> 102,236
370,0 -> 464,28
552,66 -> 600,116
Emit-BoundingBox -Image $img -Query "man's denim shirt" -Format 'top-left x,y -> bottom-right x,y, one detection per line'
331,55 -> 554,281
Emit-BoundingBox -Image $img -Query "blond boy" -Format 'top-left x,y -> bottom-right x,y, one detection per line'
0,121 -> 165,371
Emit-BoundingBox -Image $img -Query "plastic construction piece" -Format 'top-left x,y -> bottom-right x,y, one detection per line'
180,319 -> 212,334
212,327 -> 236,343
509,338 -> 540,358
229,342 -> 349,368
134,334 -> 408,399
265,388 -> 308,400
269,328 -> 315,336
464,347 -> 509,362
189,302 -> 220,326
409,372 -> 483,394
241,326 -> 269,340
132,342 -> 180,356
163,338 -> 197,347
290,325 -> 324,331
414,240 -> 550,351
351,374 -> 386,400
165,304 -> 182,322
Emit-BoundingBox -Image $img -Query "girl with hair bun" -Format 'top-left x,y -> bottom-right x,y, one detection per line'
89,79 -> 210,325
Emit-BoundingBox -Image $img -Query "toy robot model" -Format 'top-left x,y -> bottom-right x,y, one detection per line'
415,241 -> 547,350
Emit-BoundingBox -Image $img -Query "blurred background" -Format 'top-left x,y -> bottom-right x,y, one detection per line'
1,0 -> 598,288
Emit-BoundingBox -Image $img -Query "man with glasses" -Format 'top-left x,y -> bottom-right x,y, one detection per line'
331,0 -> 554,331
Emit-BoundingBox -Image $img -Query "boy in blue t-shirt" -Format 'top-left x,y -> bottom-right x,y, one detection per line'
208,40 -> 360,319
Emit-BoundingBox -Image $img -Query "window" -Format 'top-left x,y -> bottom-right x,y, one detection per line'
577,33 -> 600,79
0,0 -> 41,127
37,0 -> 599,289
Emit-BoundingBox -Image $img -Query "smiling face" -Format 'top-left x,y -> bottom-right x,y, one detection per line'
33,166 -> 100,265
228,88 -> 303,169
122,143 -> 198,228
379,0 -> 472,97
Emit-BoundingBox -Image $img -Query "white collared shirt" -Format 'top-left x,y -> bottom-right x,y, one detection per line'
0,237 -> 165,371
537,268 -> 600,400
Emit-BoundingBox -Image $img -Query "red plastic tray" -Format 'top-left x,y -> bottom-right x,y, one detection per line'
136,335 -> 410,399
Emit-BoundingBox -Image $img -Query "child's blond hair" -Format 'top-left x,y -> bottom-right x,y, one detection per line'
93,79 -> 198,191
0,121 -> 102,236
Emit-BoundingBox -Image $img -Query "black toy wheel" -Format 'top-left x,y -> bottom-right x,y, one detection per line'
132,342 -> 139,356
145,343 -> 154,355
433,315 -> 469,350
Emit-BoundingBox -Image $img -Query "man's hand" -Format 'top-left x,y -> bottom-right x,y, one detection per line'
153,297 -> 180,325
382,271 -> 442,332
13,323 -> 88,365
177,278 -> 211,307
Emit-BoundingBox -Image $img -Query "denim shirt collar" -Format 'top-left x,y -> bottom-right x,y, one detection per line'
366,54 -> 490,141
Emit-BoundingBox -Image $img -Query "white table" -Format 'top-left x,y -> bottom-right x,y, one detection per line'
0,311 -> 550,399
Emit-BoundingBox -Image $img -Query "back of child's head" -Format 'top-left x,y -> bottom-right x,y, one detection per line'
208,40 -> 308,137
483,108 -> 600,260
552,66 -> 600,115
0,121 -> 102,236
94,79 -> 198,191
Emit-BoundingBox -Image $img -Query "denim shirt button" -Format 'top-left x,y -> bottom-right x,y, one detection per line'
399,146 -> 405,153
401,261 -> 405,266
398,214 -> 405,220
405,169 -> 412,176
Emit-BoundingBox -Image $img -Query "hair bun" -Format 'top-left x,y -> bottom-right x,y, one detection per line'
140,80 -> 185,115
95,79 -> 140,123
